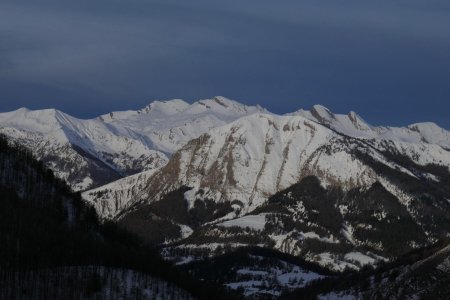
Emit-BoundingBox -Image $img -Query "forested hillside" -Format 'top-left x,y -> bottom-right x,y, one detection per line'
0,135 -> 230,299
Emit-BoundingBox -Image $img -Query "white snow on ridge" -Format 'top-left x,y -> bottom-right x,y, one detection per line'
0,107 -> 168,190
97,96 -> 269,154
300,232 -> 340,244
341,223 -> 356,245
82,169 -> 159,219
314,253 -> 358,272
0,96 -> 267,191
290,105 -> 450,150
344,252 -> 376,266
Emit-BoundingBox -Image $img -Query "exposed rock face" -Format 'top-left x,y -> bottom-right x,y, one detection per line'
137,114 -> 381,212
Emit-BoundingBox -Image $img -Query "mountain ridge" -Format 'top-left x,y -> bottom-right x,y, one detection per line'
84,107 -> 450,222
0,96 -> 267,190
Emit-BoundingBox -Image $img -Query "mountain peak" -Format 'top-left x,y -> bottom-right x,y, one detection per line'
0,107 -> 70,128
190,96 -> 268,115
212,96 -> 233,107
408,122 -> 442,132
407,122 -> 450,147
140,99 -> 190,115
14,107 -> 30,113
310,105 -> 336,123
347,111 -> 371,130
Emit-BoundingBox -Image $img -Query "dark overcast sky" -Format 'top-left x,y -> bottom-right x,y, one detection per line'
1,0 -> 449,128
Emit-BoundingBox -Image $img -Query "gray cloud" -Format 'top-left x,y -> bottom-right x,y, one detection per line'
0,0 -> 449,128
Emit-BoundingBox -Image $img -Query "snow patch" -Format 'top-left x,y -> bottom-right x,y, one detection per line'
344,252 -> 376,266
219,214 -> 267,231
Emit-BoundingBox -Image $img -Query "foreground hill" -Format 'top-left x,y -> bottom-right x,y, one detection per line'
0,134 -> 230,299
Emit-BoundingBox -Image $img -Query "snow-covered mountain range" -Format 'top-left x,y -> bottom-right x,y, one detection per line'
77,99 -> 450,274
0,97 -> 266,190
2,97 -> 450,275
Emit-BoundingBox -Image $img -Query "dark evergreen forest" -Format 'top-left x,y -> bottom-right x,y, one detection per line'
0,135 -> 232,299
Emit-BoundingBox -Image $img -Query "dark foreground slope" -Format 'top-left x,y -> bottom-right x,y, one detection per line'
0,135 -> 231,299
